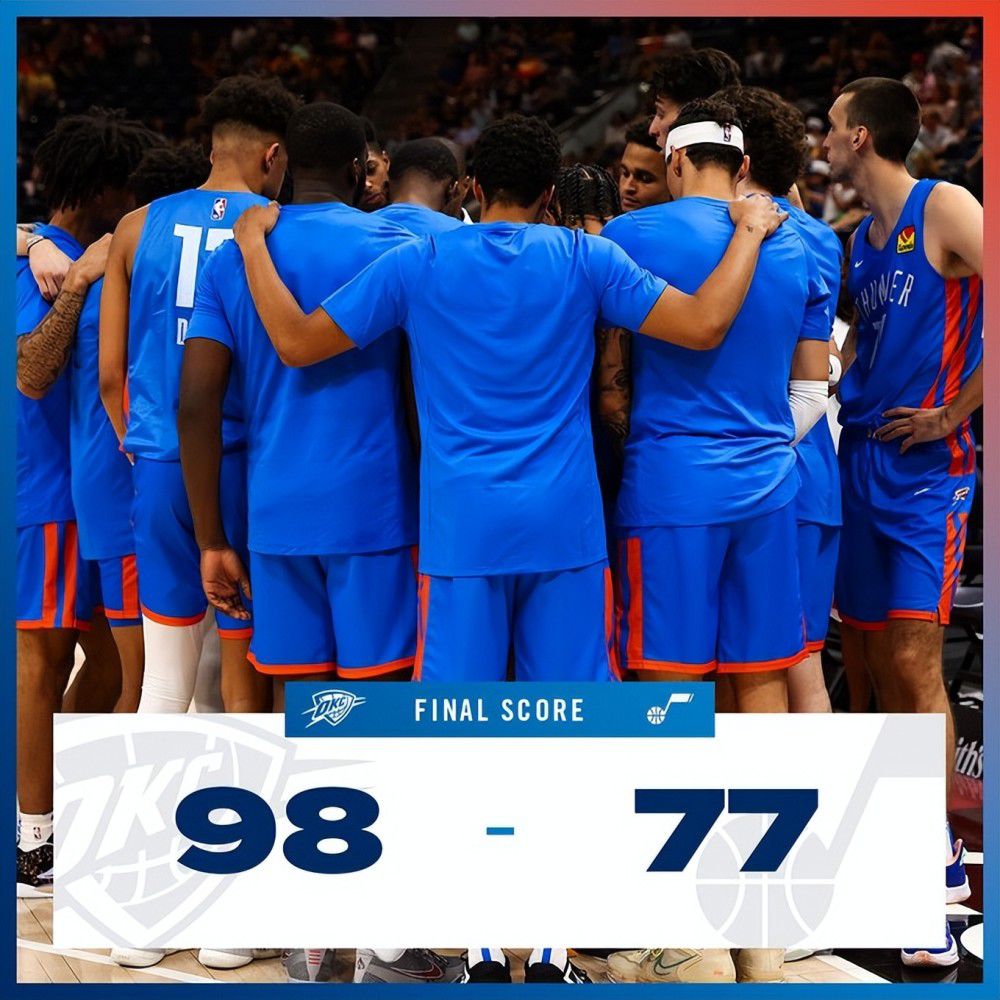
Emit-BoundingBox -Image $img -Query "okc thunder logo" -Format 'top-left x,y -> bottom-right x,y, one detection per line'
211,197 -> 228,221
304,690 -> 366,729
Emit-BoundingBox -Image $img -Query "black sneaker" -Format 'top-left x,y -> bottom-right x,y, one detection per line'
462,952 -> 513,983
17,840 -> 53,898
524,957 -> 592,983
356,949 -> 465,983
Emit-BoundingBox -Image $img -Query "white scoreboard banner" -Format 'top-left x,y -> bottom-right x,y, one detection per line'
53,683 -> 943,950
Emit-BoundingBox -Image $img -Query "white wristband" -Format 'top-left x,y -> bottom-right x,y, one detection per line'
828,355 -> 843,387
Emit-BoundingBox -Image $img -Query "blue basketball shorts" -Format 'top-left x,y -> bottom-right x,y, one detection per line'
132,453 -> 251,636
248,547 -> 417,678
414,561 -> 617,682
797,521 -> 840,651
836,431 -> 975,630
92,553 -> 142,629
615,502 -> 807,675
16,521 -> 96,631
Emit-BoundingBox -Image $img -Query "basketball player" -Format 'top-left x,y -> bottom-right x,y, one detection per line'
182,102 -> 458,984
15,109 -> 158,897
553,163 -> 620,232
648,48 -> 742,149
720,85 -> 845,716
824,77 -> 981,968
98,76 -> 297,725
378,138 -> 465,233
361,117 -> 391,211
618,117 -> 670,212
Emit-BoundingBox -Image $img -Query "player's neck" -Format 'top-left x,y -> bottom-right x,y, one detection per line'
680,169 -> 736,203
291,179 -> 348,205
852,159 -> 917,238
47,207 -> 102,247
201,156 -> 257,195
740,179 -> 775,199
392,181 -> 445,213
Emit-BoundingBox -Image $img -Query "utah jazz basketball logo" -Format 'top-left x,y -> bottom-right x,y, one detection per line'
211,197 -> 228,221
896,225 -> 916,254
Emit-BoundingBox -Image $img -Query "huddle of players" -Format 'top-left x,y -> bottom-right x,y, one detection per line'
14,40 -> 982,983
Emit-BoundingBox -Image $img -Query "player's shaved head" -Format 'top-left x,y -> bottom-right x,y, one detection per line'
286,102 -> 367,176
389,139 -> 459,185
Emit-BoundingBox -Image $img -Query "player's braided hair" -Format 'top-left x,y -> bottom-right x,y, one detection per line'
715,86 -> 808,196
34,107 -> 163,212
554,163 -> 621,227
473,114 -> 562,208
128,141 -> 209,204
199,74 -> 301,139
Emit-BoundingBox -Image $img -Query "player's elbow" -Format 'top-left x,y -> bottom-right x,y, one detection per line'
98,368 -> 122,412
688,314 -> 729,350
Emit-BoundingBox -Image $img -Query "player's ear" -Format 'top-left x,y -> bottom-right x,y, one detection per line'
852,126 -> 868,151
537,185 -> 556,222
263,142 -> 280,173
737,155 -> 750,184
471,178 -> 485,208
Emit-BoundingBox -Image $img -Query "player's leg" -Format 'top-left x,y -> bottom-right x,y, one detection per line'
218,634 -> 267,712
192,620 -> 224,712
415,573 -> 512,682
328,547 -> 417,681
513,562 -> 614,681
67,611 -> 121,712
614,527 -> 724,680
839,622 -> 873,711
132,457 -> 209,712
787,521 -> 837,713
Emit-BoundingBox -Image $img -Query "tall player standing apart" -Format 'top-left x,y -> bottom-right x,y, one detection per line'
15,110 -> 159,897
720,85 -> 845,714
181,101 -> 462,986
98,76 -> 298,724
231,113 -> 785,985
601,99 -> 830,985
824,77 -> 981,969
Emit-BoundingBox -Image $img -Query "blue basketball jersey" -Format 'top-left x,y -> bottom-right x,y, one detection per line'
377,201 -> 464,236
843,179 -> 982,476
778,197 -> 844,528
15,223 -> 83,528
124,188 -> 267,460
70,278 -> 134,560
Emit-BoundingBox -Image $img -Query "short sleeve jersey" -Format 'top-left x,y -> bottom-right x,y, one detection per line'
186,202 -> 418,556
322,223 -> 666,576
376,202 -> 465,236
602,197 -> 829,528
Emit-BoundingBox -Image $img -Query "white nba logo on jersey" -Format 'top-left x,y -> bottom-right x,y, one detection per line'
211,197 -> 228,221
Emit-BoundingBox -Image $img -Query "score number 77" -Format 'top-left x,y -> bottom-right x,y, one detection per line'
637,789 -> 818,872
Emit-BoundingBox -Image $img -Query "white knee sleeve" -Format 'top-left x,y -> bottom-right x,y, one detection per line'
137,616 -> 205,713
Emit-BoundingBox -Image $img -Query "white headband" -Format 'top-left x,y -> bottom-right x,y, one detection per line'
667,121 -> 745,157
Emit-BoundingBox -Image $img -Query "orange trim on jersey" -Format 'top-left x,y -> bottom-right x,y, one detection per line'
141,604 -> 207,627
887,609 -> 939,623
937,511 -> 968,624
247,650 -> 335,676
838,614 -> 888,631
603,566 -> 622,679
41,522 -> 59,628
218,627 -> 253,640
60,522 -> 79,629
627,657 -> 717,675
409,546 -> 419,576
338,656 -> 415,680
718,647 -> 808,674
121,554 -> 139,618
805,639 -> 826,653
625,537 -> 644,666
413,574 -> 431,681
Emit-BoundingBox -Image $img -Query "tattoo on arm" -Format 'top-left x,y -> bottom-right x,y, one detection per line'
596,326 -> 632,447
16,286 -> 86,395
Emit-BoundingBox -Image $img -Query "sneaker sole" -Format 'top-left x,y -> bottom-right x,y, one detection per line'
946,878 -> 972,905
16,883 -> 53,899
198,952 -> 254,970
901,947 -> 959,969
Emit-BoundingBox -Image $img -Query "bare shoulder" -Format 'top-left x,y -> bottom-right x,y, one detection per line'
111,204 -> 150,275
924,181 -> 982,224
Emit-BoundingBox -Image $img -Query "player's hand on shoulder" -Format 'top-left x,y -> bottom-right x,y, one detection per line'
65,232 -> 113,291
200,546 -> 252,620
728,194 -> 788,239
233,201 -> 280,248
28,238 -> 73,301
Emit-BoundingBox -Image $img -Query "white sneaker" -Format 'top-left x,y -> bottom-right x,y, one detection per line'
110,948 -> 180,969
197,948 -> 281,970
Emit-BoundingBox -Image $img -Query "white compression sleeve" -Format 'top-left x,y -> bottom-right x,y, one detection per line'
137,616 -> 206,713
789,380 -> 829,446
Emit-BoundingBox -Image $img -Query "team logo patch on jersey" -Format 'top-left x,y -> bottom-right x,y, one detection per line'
954,486 -> 971,503
211,197 -> 228,221
896,225 -> 916,254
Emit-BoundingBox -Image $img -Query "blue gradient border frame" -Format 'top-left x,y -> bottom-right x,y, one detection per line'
3,1 -> 995,995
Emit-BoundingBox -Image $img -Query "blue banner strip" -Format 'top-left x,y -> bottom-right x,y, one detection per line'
284,682 -> 714,738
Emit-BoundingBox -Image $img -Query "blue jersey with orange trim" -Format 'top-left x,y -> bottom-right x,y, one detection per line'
376,201 -> 464,235
69,278 -> 134,560
124,188 -> 266,460
186,201 -> 418,556
602,197 -> 831,528
322,223 -> 666,576
15,223 -> 83,528
842,179 -> 982,476
778,197 -> 844,527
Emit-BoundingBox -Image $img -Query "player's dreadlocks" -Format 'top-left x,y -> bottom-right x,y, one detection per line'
473,114 -> 562,208
199,74 -> 300,139
128,141 -> 210,205
34,107 -> 163,212
553,164 -> 621,227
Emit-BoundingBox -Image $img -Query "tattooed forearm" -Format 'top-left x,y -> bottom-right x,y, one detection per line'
16,286 -> 86,397
596,326 -> 632,447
